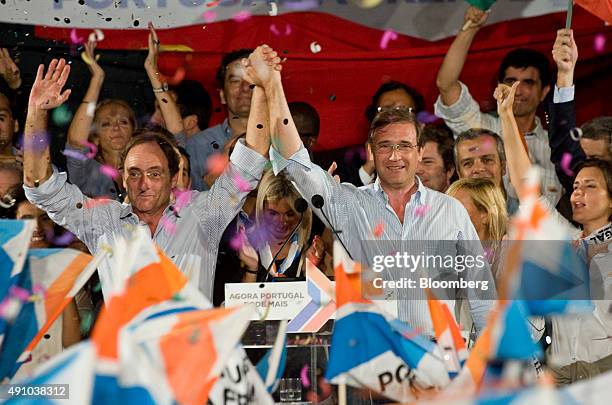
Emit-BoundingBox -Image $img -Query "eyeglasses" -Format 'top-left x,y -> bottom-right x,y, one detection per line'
374,142 -> 417,154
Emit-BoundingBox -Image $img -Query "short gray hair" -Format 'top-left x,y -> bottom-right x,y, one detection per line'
453,128 -> 506,173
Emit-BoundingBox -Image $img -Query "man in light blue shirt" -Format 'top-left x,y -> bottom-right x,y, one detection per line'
22,58 -> 270,302
242,45 -> 495,335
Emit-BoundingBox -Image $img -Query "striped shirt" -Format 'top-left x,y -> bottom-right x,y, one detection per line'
270,146 -> 496,334
434,81 -> 563,207
24,140 -> 267,303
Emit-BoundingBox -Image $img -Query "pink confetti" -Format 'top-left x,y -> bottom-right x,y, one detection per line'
232,11 -> 251,22
379,30 -> 398,50
206,0 -> 221,7
414,205 -> 430,217
594,34 -> 606,53
372,222 -> 384,238
232,174 -> 250,192
270,24 -> 281,36
32,284 -> 46,297
416,111 -> 439,124
53,231 -> 76,246
300,364 -> 310,388
70,28 -> 84,45
203,11 -> 216,23
173,189 -> 193,211
62,149 -> 87,161
160,217 -> 177,235
84,197 -> 111,209
206,154 -> 229,176
560,152 -> 575,177
82,141 -> 98,159
99,164 -> 120,180
9,286 -> 30,301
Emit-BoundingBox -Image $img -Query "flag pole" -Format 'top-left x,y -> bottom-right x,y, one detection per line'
338,375 -> 347,405
565,0 -> 573,29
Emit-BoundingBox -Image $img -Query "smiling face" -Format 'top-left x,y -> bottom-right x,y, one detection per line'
123,142 -> 177,218
416,141 -> 452,192
16,201 -> 54,248
370,122 -> 420,190
456,135 -> 505,188
501,66 -> 549,118
220,60 -> 252,119
95,103 -> 134,155
570,166 -> 612,229
264,197 -> 299,242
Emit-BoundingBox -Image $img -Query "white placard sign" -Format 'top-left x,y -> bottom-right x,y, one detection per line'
225,281 -> 312,320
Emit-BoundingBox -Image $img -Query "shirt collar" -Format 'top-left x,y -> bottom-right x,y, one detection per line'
524,116 -> 544,137
371,176 -> 426,206
119,203 -> 179,221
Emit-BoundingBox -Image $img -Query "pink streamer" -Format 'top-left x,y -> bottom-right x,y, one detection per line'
300,364 -> 310,388
560,152 -> 574,177
99,164 -> 120,180
232,11 -> 251,22
379,30 -> 398,50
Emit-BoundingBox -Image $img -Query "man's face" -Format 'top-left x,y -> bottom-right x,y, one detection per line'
416,141 -> 453,192
123,142 -> 177,217
292,113 -> 318,151
16,201 -> 54,249
178,154 -> 192,190
456,135 -> 505,188
0,168 -> 20,196
370,122 -> 420,190
377,89 -> 416,111
501,66 -> 549,118
0,95 -> 18,151
580,138 -> 611,161
220,60 -> 253,119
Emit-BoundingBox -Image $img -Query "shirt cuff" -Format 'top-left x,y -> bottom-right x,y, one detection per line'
358,166 -> 375,186
269,145 -> 312,176
23,166 -> 67,201
553,85 -> 575,104
229,139 -> 267,180
433,81 -> 473,119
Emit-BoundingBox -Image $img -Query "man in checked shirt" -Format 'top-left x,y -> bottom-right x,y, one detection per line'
22,58 -> 270,303
241,45 -> 496,336
435,5 -> 564,208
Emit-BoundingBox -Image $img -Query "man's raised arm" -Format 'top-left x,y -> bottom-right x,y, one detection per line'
436,6 -> 488,106
24,59 -> 71,187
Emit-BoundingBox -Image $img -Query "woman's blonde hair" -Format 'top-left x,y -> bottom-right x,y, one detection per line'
255,170 -> 312,250
447,178 -> 508,244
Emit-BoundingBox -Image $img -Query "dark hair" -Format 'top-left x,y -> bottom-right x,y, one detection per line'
497,48 -> 551,88
171,79 -> 213,130
581,116 -> 612,146
215,48 -> 254,90
365,81 -> 425,122
289,101 -> 320,138
454,128 -> 506,172
121,131 -> 180,178
0,92 -> 16,117
368,107 -> 422,146
420,125 -> 455,173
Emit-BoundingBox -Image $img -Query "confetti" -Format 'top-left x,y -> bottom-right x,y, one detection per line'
99,164 -> 119,180
0,297 -> 22,322
82,141 -> 98,159
52,231 -> 76,246
32,284 -> 46,296
166,66 -> 186,86
570,127 -> 582,141
269,1 -> 278,16
62,149 -> 88,161
300,364 -> 310,388
88,29 -> 105,43
414,205 -> 430,217
80,51 -> 100,66
232,173 -> 251,192
372,222 -> 384,238
379,30 -> 398,50
84,197 -> 112,209
416,111 -> 438,124
594,34 -> 606,53
70,28 -> 84,45
232,11 -> 251,22
173,189 -> 193,211
560,152 -> 575,177
309,41 -> 322,53
270,24 -> 280,36
203,11 -> 216,23
10,285 -> 30,301
51,104 -> 73,126
353,0 -> 384,8
206,154 -> 229,176
160,216 -> 177,235
207,0 -> 221,7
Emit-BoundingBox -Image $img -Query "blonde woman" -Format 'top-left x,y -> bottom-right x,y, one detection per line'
241,170 -> 324,282
447,177 -> 508,279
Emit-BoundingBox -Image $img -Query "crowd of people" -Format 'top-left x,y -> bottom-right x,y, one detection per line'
1,5 -> 611,388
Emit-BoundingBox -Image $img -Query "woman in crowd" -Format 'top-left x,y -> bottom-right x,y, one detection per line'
446,177 -> 508,280
240,170 -> 325,282
64,38 -> 136,201
496,81 -> 612,385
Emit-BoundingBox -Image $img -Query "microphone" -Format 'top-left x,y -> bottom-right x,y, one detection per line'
261,197 -> 308,282
310,194 -> 353,260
